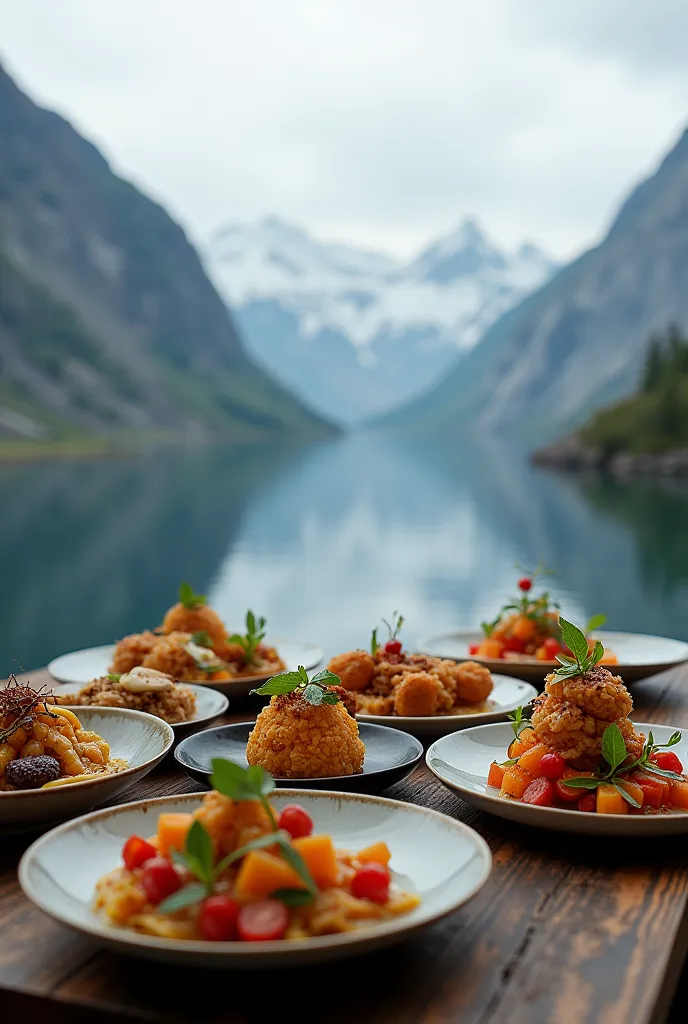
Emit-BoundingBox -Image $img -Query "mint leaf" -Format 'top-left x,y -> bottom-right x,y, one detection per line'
321,693 -> 340,705
586,614 -> 606,633
106,673 -> 121,682
298,665 -> 309,685
245,764 -> 275,797
558,618 -> 589,666
310,670 -> 341,688
185,819 -> 214,881
272,888 -> 313,907
303,684 -> 324,705
601,724 -> 628,773
250,671 -> 302,696
190,631 -> 212,648
179,582 -> 205,608
590,640 -> 605,667
276,836 -> 317,896
556,776 -> 602,790
157,883 -> 209,915
371,628 -> 379,655
214,829 -> 292,875
612,781 -> 642,808
210,758 -> 262,801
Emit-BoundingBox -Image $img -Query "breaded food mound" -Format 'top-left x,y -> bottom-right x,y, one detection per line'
58,675 -> 196,724
142,632 -> 203,681
453,661 -> 494,703
532,695 -> 644,762
544,665 -> 632,722
110,631 -> 158,674
246,691 -> 365,778
327,651 -> 376,691
393,672 -> 448,717
161,603 -> 227,654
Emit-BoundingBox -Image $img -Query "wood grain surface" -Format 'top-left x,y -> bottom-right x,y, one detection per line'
1,667 -> 688,1024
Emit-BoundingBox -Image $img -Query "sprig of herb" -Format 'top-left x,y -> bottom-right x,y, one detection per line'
228,610 -> 267,665
554,618 -> 605,679
371,628 -> 379,656
179,582 -> 206,610
506,704 -> 533,739
190,631 -> 212,648
586,614 -> 607,633
381,612 -> 404,641
158,759 -> 317,914
106,673 -> 121,683
251,667 -> 342,706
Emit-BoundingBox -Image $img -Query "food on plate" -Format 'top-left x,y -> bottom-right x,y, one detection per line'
109,585 -> 286,683
94,759 -> 419,940
247,668 -> 365,778
328,613 -> 494,717
57,667 -> 197,725
0,676 -> 126,790
472,568 -> 616,664
488,618 -> 687,815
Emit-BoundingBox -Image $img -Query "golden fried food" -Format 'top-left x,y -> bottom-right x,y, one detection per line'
142,632 -> 231,682
393,672 -> 451,716
532,694 -> 644,763
58,673 -> 196,724
110,631 -> 159,674
453,661 -> 494,703
544,665 -> 632,722
162,603 -> 228,654
246,691 -> 365,778
327,651 -> 376,691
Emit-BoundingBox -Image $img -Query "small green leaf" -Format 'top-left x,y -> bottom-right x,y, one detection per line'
589,640 -> 605,668
303,684 -> 324,705
245,764 -> 275,797
210,758 -> 261,801
601,724 -> 628,773
612,782 -> 642,808
642,764 -> 685,782
106,673 -> 121,682
557,776 -> 602,790
186,820 -> 214,881
179,582 -> 205,608
371,628 -> 379,655
321,693 -> 340,705
298,665 -> 310,684
250,671 -> 302,696
214,829 -> 292,875
586,614 -> 607,633
190,631 -> 212,648
157,883 -> 209,914
310,669 -> 341,688
276,837 -> 317,896
558,618 -> 589,667
246,610 -> 256,635
271,887 -> 314,907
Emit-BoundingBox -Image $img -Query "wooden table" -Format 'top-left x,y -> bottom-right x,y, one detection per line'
2,668 -> 688,1024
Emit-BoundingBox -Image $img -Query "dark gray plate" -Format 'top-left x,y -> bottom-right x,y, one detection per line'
174,721 -> 423,793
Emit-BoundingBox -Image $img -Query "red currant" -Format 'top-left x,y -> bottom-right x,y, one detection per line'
351,863 -> 390,904
468,643 -> 480,655
199,895 -> 240,941
122,835 -> 157,871
140,858 -> 183,904
277,804 -> 313,839
384,639 -> 402,656
518,577 -> 532,591
540,753 -> 566,780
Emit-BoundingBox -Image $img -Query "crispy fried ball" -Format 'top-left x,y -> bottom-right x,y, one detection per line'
161,603 -> 228,654
532,695 -> 645,762
246,691 -> 365,778
544,665 -> 632,722
141,632 -> 212,681
393,671 -> 448,716
453,661 -> 494,703
110,631 -> 159,674
327,650 -> 376,692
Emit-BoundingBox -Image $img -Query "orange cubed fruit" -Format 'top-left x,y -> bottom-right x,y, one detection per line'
596,784 -> 628,815
477,639 -> 503,659
356,841 -> 391,867
535,646 -> 549,661
500,766 -> 534,800
292,834 -> 339,888
487,762 -> 506,789
670,779 -> 688,810
517,743 -> 550,776
615,779 -> 644,809
235,848 -> 304,899
512,616 -> 537,642
631,773 -> 664,809
156,813 -> 193,859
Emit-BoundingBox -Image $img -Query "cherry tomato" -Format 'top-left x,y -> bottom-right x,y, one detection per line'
277,804 -> 313,839
543,637 -> 561,659
539,753 -> 566,780
555,778 -> 583,803
140,858 -> 183,904
237,900 -> 289,941
351,862 -> 390,904
384,639 -> 402,656
650,751 -> 684,774
521,777 -> 555,807
505,636 -> 526,654
577,794 -> 597,813
468,643 -> 480,655
518,577 -> 532,592
199,895 -> 240,941
122,835 -> 157,871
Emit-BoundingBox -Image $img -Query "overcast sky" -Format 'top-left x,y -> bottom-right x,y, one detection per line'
1,0 -> 687,261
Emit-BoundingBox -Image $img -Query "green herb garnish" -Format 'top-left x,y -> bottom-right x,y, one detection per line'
190,631 -> 212,648
370,628 -> 379,656
228,610 -> 267,666
506,704 -> 533,739
381,611 -> 404,641
251,666 -> 342,706
106,673 -> 121,683
586,614 -> 607,633
554,618 -> 605,679
179,582 -> 206,609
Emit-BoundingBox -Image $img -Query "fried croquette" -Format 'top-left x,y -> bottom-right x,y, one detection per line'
531,694 -> 645,763
393,672 -> 449,716
453,661 -> 494,703
110,631 -> 159,674
327,651 -> 376,691
141,632 -> 231,682
544,665 -> 632,722
246,690 -> 365,778
161,603 -> 228,655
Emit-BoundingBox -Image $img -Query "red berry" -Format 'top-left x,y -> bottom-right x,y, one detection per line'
577,794 -> 597,813
384,639 -> 402,656
140,858 -> 183,905
539,753 -> 566,780
650,751 -> 684,774
505,636 -> 526,654
199,895 -> 240,941
277,804 -> 313,839
468,643 -> 480,655
351,863 -> 390,904
543,637 -> 561,660
122,835 -> 157,871
518,577 -> 532,591
521,777 -> 555,806
237,900 -> 289,941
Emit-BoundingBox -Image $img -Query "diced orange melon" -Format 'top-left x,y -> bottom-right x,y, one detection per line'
596,784 -> 627,815
356,841 -> 391,867
235,849 -> 304,899
511,616 -> 537,642
517,743 -> 550,776
156,813 -> 193,858
292,834 -> 339,888
615,779 -> 644,809
477,639 -> 503,659
670,779 -> 688,809
500,766 -> 534,800
631,773 -> 664,809
507,727 -> 538,759
487,761 -> 506,789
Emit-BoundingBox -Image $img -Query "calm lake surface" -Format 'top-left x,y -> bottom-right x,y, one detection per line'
2,431 -> 688,678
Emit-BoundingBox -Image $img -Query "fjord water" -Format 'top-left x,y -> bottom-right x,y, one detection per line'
2,433 -> 688,678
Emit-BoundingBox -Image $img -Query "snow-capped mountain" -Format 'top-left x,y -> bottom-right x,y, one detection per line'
205,216 -> 556,424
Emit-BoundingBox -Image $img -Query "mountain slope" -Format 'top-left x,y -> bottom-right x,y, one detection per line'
376,126 -> 688,443
0,64 -> 331,442
205,217 -> 555,424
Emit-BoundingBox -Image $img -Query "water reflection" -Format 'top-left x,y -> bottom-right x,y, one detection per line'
1,433 -> 687,677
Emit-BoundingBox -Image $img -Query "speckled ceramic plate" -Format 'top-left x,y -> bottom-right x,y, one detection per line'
50,682 -> 228,737
417,630 -> 688,683
47,641 -> 324,696
0,706 -> 173,828
19,789 -> 491,967
357,676 -> 538,738
427,721 -> 688,836
174,721 -> 423,793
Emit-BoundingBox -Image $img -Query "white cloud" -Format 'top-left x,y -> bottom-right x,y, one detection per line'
0,0 -> 686,260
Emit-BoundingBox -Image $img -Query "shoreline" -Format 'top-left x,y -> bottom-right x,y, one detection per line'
532,438 -> 688,478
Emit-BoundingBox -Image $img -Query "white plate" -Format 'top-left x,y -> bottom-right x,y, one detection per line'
418,629 -> 688,683
427,721 -> 688,836
0,707 -> 173,828
50,682 -> 228,737
357,676 -> 538,738
48,641 -> 324,696
19,789 -> 491,967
